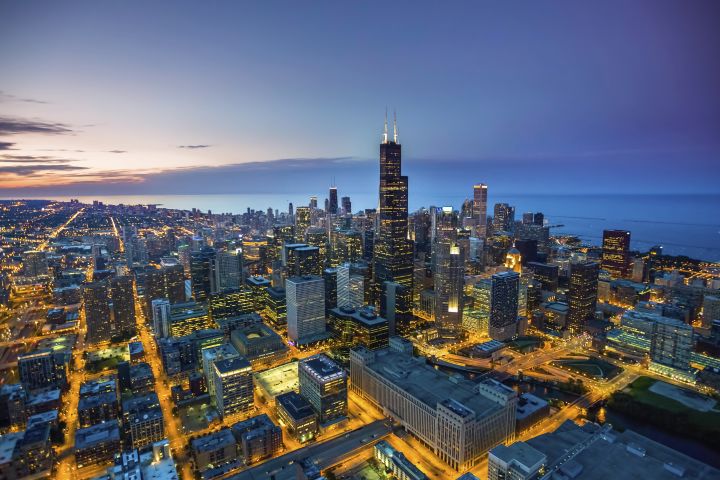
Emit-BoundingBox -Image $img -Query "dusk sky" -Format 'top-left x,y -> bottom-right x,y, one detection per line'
1,0 -> 719,197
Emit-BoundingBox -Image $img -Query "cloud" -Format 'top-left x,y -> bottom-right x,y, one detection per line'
0,91 -> 49,104
0,142 -> 16,150
0,116 -> 73,135
178,144 -> 211,149
0,164 -> 88,175
0,154 -> 74,163
106,150 -> 127,154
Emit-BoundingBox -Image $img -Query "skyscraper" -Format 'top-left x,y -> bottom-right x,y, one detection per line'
109,275 -> 136,337
299,354 -> 347,424
433,207 -> 464,338
212,250 -> 242,292
341,196 -> 351,215
567,261 -> 600,333
295,206 -> 311,242
151,298 -> 171,338
492,203 -> 515,233
601,230 -> 631,278
190,246 -> 216,302
328,186 -> 338,215
372,113 -> 413,306
212,356 -> 254,419
472,184 -> 488,238
84,282 -> 112,344
286,275 -> 326,345
489,271 -> 520,341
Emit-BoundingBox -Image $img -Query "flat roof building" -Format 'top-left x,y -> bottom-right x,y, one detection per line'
276,391 -> 318,443
350,339 -> 517,471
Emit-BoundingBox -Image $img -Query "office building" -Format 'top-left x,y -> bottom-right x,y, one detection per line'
350,339 -> 517,471
262,286 -> 287,328
341,196 -> 352,215
328,186 -> 339,215
337,262 -> 365,309
602,230 -> 631,278
151,298 -> 171,338
276,391 -> 318,443
283,243 -> 321,277
330,229 -> 363,267
78,389 -> 118,427
286,275 -> 327,345
75,420 -> 121,468
329,305 -> 389,352
166,301 -> 213,337
488,442 -> 547,480
298,354 -> 347,425
473,183 -> 488,238
434,207 -> 465,338
305,226 -> 328,267
212,356 -> 254,419
492,203 -> 515,233
295,206 -> 311,242
231,414 -> 283,465
84,281 -> 112,344
213,250 -> 243,292
202,344 -> 240,398
489,272 -> 520,341
567,261 -> 599,333
526,262 -> 559,292
380,280 -> 413,335
190,246 -> 216,302
373,114 -> 414,308
323,267 -> 338,314
158,329 -> 224,377
230,322 -> 287,366
208,287 -> 254,321
109,275 -> 136,337
145,261 -> 186,309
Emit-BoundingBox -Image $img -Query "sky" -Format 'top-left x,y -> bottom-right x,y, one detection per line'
0,0 -> 719,197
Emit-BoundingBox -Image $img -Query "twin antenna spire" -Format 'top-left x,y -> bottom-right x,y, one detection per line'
383,108 -> 398,144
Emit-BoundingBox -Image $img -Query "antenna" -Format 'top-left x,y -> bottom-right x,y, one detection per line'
383,108 -> 388,144
393,110 -> 398,143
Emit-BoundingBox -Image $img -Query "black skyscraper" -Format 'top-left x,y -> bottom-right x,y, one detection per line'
190,246 -> 216,302
372,113 -> 413,307
328,187 -> 338,215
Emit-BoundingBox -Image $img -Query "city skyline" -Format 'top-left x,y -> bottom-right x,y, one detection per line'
2,1 -> 720,196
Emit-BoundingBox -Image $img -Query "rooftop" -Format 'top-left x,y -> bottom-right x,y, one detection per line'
191,428 -> 236,453
300,354 -> 345,383
276,391 -> 316,421
361,348 -> 510,418
255,361 -> 299,398
214,356 -> 252,375
75,419 -> 121,450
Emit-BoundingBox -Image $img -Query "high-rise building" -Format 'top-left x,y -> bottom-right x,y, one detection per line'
109,275 -> 136,337
190,246 -> 216,302
212,356 -> 254,419
329,306 -> 389,352
328,186 -> 338,215
341,196 -> 352,215
373,114 -> 414,307
330,229 -> 363,267
337,263 -> 365,310
286,275 -> 326,345
380,281 -> 413,336
299,354 -> 347,424
305,227 -> 328,267
434,207 -> 464,338
212,250 -> 242,292
601,230 -> 631,278
84,282 -> 112,344
283,244 -> 321,277
295,206 -> 311,242
489,272 -> 520,341
473,184 -> 488,238
567,261 -> 599,333
650,316 -> 693,371
492,203 -> 515,233
122,393 -> 164,450
208,287 -> 254,321
151,298 -> 171,338
525,262 -> 559,291
703,295 -> 720,329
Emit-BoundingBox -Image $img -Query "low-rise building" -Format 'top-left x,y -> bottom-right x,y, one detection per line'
231,414 -> 283,465
190,429 -> 239,473
122,393 -> 164,450
374,440 -> 429,480
75,419 -> 122,468
230,322 -> 287,367
276,391 -> 318,443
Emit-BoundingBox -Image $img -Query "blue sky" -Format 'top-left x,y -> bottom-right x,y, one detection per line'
0,0 -> 718,195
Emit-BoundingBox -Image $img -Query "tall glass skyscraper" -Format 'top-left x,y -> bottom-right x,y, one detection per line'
372,114 -> 413,307
601,229 -> 631,278
489,271 -> 520,341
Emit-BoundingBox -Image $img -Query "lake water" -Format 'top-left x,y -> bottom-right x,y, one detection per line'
10,193 -> 720,261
